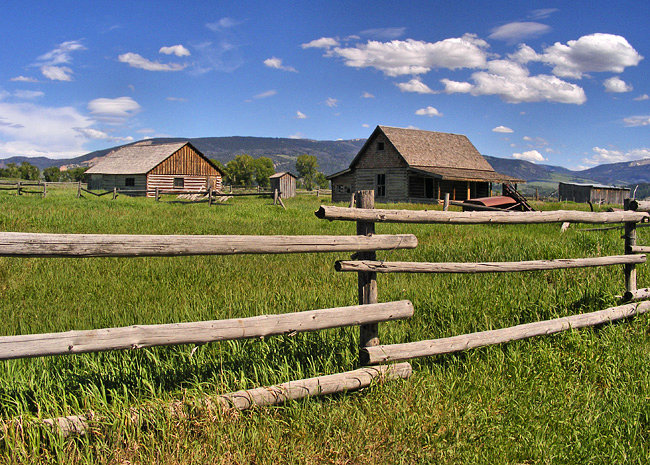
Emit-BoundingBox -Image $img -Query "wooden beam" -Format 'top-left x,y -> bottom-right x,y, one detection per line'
622,287 -> 650,302
630,245 -> 650,254
315,206 -> 649,224
0,232 -> 417,257
624,198 -> 637,294
43,362 -> 412,435
628,199 -> 650,212
356,190 -> 378,350
335,254 -> 645,274
363,301 -> 650,364
0,301 -> 414,360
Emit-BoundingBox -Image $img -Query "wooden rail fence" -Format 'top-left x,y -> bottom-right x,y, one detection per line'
2,190 -> 650,434
318,190 -> 650,365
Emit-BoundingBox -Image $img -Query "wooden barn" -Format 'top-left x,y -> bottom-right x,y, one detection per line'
328,125 -> 521,203
269,172 -> 297,198
559,182 -> 629,205
86,141 -> 222,197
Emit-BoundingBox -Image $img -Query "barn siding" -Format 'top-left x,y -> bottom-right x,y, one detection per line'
331,172 -> 356,203
355,133 -> 407,170
146,175 -> 216,197
270,174 -> 296,198
149,145 -> 221,176
355,168 -> 409,203
88,174 -> 147,193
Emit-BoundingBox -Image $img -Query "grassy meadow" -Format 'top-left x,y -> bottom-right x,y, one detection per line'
0,187 -> 648,464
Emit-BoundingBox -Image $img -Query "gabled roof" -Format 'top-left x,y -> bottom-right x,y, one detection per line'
269,171 -> 297,179
347,125 -> 523,182
86,141 -> 196,175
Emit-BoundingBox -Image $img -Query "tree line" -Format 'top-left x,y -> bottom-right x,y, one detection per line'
214,154 -> 329,189
0,162 -> 87,182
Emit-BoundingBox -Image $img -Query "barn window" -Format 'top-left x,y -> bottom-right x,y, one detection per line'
377,142 -> 385,151
125,177 -> 135,187
173,177 -> 184,188
376,174 -> 386,197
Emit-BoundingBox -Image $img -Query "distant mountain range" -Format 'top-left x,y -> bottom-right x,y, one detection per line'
2,136 -> 649,194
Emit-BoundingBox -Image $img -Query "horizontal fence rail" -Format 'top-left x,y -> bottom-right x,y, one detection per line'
335,254 -> 646,274
0,232 -> 417,257
0,301 -> 414,360
630,245 -> 650,254
362,301 -> 650,364
316,206 -> 650,224
43,362 -> 413,435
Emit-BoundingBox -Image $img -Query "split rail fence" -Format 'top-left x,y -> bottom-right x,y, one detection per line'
1,191 -> 649,433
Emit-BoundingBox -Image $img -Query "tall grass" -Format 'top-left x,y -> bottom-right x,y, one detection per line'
0,188 -> 647,463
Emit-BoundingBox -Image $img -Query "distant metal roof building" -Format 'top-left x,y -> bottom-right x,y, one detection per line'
559,181 -> 629,205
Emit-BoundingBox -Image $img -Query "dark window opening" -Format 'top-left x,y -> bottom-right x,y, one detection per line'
125,177 -> 135,187
376,173 -> 386,197
173,177 -> 184,188
377,142 -> 385,151
425,178 -> 434,198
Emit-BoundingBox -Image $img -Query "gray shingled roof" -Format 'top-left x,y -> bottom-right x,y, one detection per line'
85,142 -> 188,175
378,126 -> 495,171
269,171 -> 297,179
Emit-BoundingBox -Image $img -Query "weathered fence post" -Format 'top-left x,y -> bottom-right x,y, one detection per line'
277,192 -> 286,210
208,188 -> 213,207
273,189 -> 278,205
42,183 -> 46,198
77,181 -> 81,198
317,189 -> 320,198
624,198 -> 637,293
443,192 -> 450,211
349,193 -> 356,208
155,187 -> 159,202
112,187 -> 117,200
16,181 -> 21,196
356,190 -> 379,359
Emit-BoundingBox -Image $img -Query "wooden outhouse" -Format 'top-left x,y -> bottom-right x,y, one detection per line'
328,125 -> 521,203
85,141 -> 222,196
559,182 -> 629,205
269,172 -> 297,198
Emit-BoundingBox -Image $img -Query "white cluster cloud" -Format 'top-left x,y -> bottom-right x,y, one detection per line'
11,76 -> 38,83
512,149 -> 545,162
396,78 -> 435,94
0,102 -> 95,158
74,127 -> 133,143
492,126 -> 513,133
634,94 -> 649,101
512,33 -> 643,78
13,90 -> 44,99
603,76 -> 633,92
489,22 -> 551,42
118,52 -> 186,71
263,57 -> 297,72
252,89 -> 277,99
35,40 -> 86,81
362,91 -> 375,98
301,37 -> 340,49
583,146 -> 650,165
87,96 -> 141,124
623,115 -> 650,127
325,97 -> 338,107
159,45 -> 191,57
326,34 -> 489,76
206,17 -> 240,32
442,60 -> 586,104
296,110 -> 307,119
415,106 -> 442,117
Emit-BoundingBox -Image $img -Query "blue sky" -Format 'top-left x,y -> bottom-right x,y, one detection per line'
0,0 -> 647,170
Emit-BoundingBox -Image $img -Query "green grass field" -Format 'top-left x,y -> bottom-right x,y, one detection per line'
0,188 -> 648,464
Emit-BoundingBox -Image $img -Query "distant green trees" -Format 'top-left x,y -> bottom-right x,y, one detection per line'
42,166 -> 87,182
0,161 -> 40,180
296,154 -> 329,190
221,155 -> 276,187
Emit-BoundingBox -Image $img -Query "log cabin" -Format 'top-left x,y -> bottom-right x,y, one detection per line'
86,141 -> 222,197
328,126 -> 522,203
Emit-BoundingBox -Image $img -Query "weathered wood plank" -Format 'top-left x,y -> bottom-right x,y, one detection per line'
363,301 -> 650,364
622,287 -> 650,302
43,362 -> 412,435
0,232 -> 417,257
0,301 -> 414,360
630,245 -> 650,254
315,206 -> 649,224
628,199 -> 650,212
335,255 -> 646,274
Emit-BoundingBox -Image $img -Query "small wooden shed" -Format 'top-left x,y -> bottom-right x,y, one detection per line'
269,172 -> 297,198
559,182 -> 629,205
85,141 -> 222,197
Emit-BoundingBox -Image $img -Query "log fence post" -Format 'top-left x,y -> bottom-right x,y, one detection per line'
273,189 -> 278,205
208,188 -> 213,207
624,198 -> 637,294
42,183 -> 46,198
112,187 -> 117,200
443,192 -> 450,211
77,181 -> 81,198
16,181 -> 21,196
356,190 -> 378,361
155,187 -> 159,202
